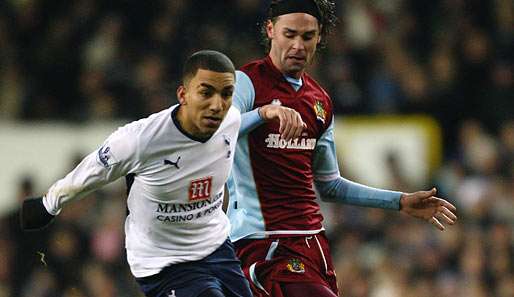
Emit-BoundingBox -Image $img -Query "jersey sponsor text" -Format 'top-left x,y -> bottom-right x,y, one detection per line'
265,133 -> 316,150
156,191 -> 223,223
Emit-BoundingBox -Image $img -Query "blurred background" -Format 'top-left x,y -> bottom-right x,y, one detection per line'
0,0 -> 512,296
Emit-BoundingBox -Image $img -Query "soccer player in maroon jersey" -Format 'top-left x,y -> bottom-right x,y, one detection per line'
226,1 -> 458,296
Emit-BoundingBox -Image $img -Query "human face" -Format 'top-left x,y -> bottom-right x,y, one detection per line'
176,69 -> 235,139
267,13 -> 321,78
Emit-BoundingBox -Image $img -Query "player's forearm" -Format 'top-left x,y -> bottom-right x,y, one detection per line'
37,152 -> 116,216
42,174 -> 99,215
315,177 -> 402,210
239,108 -> 265,135
21,156 -> 109,229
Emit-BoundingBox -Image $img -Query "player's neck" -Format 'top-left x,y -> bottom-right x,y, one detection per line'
173,106 -> 210,142
284,70 -> 303,79
268,54 -> 304,79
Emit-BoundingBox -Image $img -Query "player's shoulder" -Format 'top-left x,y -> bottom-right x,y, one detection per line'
239,57 -> 267,74
238,57 -> 271,83
110,106 -> 174,143
98,107 -> 174,165
303,73 -> 330,99
303,73 -> 334,128
238,57 -> 279,93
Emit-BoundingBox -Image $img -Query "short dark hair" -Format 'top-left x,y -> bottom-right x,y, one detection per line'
260,0 -> 337,53
182,50 -> 236,84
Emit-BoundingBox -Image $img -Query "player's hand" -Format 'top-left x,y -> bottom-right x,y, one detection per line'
259,104 -> 306,140
20,196 -> 55,231
399,188 -> 457,231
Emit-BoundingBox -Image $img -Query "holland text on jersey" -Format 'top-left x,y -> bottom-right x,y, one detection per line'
265,133 -> 317,150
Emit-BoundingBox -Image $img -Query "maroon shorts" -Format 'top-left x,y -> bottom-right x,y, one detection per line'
234,232 -> 338,297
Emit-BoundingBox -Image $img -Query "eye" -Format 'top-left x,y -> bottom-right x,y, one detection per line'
284,31 -> 295,38
303,33 -> 315,41
221,90 -> 233,99
200,89 -> 213,98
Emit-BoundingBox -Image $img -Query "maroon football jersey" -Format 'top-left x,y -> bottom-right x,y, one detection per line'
229,56 -> 334,238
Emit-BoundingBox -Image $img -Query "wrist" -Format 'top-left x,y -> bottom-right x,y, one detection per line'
399,193 -> 407,211
258,105 -> 272,121
257,107 -> 264,120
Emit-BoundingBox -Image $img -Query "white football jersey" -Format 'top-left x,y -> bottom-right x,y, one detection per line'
42,104 -> 240,277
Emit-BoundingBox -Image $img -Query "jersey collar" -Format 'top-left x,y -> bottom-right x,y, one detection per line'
265,55 -> 305,92
171,105 -> 210,143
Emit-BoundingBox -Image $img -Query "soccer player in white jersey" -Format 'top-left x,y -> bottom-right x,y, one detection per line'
20,50 -> 253,297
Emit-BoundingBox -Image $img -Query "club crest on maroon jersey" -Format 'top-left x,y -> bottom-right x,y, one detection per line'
286,258 -> 305,273
314,100 -> 326,124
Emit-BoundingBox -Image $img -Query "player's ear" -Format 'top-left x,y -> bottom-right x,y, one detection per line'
177,85 -> 187,105
317,25 -> 322,44
266,19 -> 274,39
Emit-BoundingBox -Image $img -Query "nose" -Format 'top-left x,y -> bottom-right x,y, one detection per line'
209,94 -> 224,113
292,36 -> 305,51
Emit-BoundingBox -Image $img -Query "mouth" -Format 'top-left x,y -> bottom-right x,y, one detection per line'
287,56 -> 306,63
203,116 -> 222,127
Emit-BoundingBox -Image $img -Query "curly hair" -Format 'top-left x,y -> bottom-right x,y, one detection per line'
259,0 -> 338,53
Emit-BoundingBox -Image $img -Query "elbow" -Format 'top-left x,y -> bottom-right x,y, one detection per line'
315,180 -> 338,203
320,195 -> 335,203
320,191 -> 338,203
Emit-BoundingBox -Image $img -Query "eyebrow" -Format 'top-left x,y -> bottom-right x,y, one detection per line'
283,27 -> 318,35
198,83 -> 234,92
198,83 -> 215,89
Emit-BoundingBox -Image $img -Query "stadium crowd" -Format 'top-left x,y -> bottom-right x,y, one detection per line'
0,0 -> 512,296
